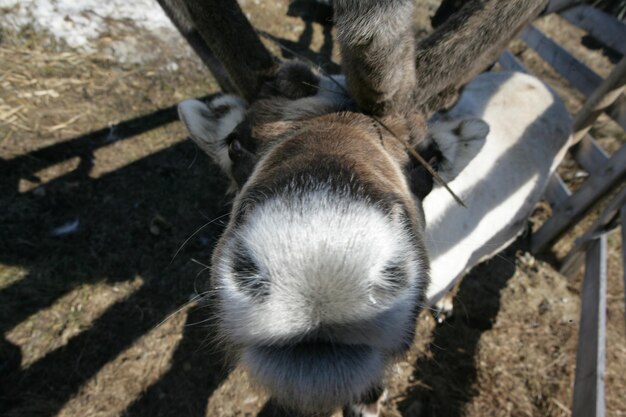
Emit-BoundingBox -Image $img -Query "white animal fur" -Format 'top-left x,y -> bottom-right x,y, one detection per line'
218,193 -> 423,346
424,71 -> 572,304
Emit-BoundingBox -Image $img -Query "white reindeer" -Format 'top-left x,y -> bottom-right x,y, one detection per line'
424,71 -> 572,316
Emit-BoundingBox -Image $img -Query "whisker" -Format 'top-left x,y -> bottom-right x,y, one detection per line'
185,314 -> 221,327
153,293 -> 204,330
186,145 -> 198,169
190,257 -> 211,269
300,80 -> 346,97
190,258 -> 213,295
170,212 -> 230,264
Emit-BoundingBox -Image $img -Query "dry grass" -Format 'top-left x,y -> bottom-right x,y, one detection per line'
1,2 -> 625,417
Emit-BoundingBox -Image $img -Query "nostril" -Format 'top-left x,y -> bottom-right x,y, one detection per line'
232,249 -> 269,298
381,261 -> 408,290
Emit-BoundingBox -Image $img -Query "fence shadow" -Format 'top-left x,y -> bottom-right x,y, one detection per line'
0,103 -> 232,416
398,237 -> 527,417
0,6 -> 345,414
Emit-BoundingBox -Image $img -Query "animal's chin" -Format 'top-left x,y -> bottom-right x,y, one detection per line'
242,342 -> 387,412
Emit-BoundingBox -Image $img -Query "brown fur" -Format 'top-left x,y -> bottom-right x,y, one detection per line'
161,0 -> 547,115
237,110 -> 420,214
333,0 -> 548,116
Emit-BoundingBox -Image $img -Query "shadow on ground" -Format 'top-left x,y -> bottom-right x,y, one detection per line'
0,101 -> 232,416
399,238 -> 526,417
0,6 -> 342,415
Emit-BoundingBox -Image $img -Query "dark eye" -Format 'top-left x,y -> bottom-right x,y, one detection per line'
228,139 -> 242,161
232,249 -> 269,298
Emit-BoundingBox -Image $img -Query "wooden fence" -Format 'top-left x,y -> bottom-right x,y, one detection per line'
498,3 -> 626,416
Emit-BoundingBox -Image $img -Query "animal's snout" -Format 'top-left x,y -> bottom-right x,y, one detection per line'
208,144 -> 431,412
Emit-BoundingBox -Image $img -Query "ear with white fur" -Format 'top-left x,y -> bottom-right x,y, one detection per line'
429,118 -> 489,182
178,95 -> 248,174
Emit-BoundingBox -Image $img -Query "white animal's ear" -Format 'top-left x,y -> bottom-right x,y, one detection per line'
177,95 -> 247,173
429,118 -> 489,182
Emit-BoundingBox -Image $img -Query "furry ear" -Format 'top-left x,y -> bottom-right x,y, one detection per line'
429,118 -> 489,182
178,95 -> 248,174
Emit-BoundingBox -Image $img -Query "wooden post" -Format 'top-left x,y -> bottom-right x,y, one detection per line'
570,134 -> 610,176
544,0 -> 583,14
571,235 -> 607,417
544,174 -> 572,208
573,57 -> 626,143
531,145 -> 626,253
560,5 -> 626,56
560,187 -> 626,277
520,25 -> 602,97
180,0 -> 278,102
497,50 -> 527,73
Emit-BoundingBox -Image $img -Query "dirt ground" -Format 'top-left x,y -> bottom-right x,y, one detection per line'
1,1 -> 625,417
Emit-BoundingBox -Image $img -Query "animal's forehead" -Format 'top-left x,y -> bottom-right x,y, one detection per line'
243,155 -> 405,210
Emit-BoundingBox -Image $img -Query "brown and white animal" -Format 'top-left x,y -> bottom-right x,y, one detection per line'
179,64 -> 434,414
177,66 -> 571,415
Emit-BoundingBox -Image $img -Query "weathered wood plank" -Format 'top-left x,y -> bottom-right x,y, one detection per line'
497,50 -> 528,73
531,144 -> 626,253
521,25 -> 602,96
620,205 -> 626,328
545,0 -> 583,14
571,134 -> 610,176
561,5 -> 626,56
545,173 -> 572,208
571,234 -> 607,417
621,206 -> 626,324
520,26 -> 626,131
560,186 -> 626,277
606,93 -> 626,131
573,57 -> 626,142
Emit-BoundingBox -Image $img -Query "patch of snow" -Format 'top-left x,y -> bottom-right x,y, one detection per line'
0,0 -> 180,59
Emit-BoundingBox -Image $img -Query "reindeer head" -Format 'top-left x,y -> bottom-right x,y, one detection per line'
177,60 -> 452,412
165,0 -> 547,411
